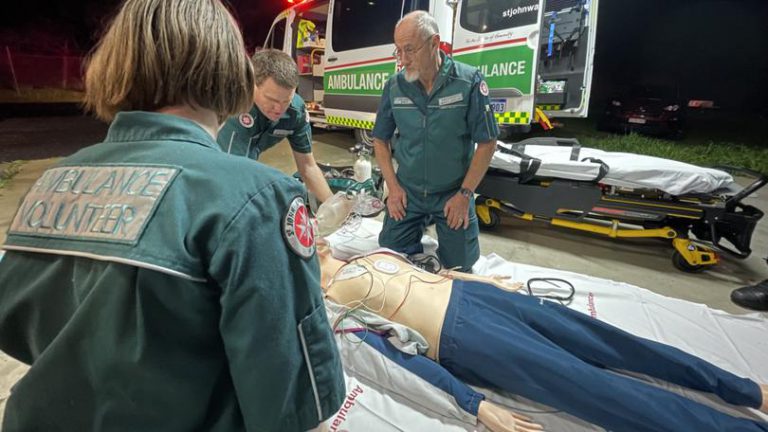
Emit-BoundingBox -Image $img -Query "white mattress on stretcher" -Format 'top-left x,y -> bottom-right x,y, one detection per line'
490,141 -> 737,196
324,219 -> 768,431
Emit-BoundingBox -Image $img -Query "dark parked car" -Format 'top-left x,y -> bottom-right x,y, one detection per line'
598,87 -> 686,139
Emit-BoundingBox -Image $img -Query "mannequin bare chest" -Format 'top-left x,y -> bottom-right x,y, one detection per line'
325,253 -> 452,359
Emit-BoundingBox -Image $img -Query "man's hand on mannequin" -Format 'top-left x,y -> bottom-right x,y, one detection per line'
293,151 -> 333,203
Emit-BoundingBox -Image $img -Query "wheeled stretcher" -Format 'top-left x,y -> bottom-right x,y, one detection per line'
475,137 -> 766,272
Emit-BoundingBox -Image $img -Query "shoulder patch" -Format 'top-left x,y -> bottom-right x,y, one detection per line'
239,113 -> 254,128
283,196 -> 316,259
8,165 -> 179,245
479,80 -> 489,96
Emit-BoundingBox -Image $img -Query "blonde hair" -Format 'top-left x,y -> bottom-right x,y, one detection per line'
84,0 -> 254,122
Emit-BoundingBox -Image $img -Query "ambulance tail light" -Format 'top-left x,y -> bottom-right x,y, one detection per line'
439,41 -> 452,55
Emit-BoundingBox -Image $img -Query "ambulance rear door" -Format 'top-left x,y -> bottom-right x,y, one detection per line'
536,0 -> 600,118
264,8 -> 293,52
453,0 -> 545,130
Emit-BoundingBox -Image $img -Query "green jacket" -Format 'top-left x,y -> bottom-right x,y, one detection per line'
372,53 -> 499,193
217,93 -> 312,160
0,111 -> 344,432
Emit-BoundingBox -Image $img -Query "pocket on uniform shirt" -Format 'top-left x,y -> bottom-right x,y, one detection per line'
437,104 -> 468,132
297,304 -> 345,421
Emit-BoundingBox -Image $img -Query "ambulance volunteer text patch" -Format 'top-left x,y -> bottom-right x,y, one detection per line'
9,165 -> 179,244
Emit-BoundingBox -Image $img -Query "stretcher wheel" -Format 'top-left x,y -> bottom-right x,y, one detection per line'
478,207 -> 501,229
671,251 -> 707,273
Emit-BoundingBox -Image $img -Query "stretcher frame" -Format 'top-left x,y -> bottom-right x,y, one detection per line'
475,143 -> 766,272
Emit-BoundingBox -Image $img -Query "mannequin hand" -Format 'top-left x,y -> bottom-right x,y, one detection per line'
386,183 -> 407,221
477,400 -> 544,432
444,193 -> 470,230
490,275 -> 524,292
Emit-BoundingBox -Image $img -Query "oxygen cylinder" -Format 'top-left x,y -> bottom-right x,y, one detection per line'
353,150 -> 372,183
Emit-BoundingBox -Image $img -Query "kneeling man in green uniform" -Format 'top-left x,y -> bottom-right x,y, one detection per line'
218,49 -> 333,203
372,11 -> 499,272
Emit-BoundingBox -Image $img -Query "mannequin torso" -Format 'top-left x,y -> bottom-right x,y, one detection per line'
325,252 -> 452,359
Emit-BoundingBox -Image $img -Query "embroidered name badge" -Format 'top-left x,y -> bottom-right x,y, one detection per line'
271,129 -> 294,137
239,113 -> 254,128
438,93 -> 464,106
9,165 -> 179,244
283,196 -> 315,259
393,97 -> 414,105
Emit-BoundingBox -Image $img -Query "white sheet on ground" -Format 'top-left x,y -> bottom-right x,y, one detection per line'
491,141 -> 736,196
325,219 -> 768,431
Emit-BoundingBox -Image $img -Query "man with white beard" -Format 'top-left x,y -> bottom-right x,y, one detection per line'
371,11 -> 498,273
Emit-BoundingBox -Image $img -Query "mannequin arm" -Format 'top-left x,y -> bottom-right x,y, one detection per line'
440,269 -> 524,292
346,331 -> 543,431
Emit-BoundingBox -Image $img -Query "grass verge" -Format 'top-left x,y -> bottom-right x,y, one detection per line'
0,161 -> 24,190
581,133 -> 768,175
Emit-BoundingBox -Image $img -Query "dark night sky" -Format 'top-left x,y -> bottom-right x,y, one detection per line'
1,0 -> 767,111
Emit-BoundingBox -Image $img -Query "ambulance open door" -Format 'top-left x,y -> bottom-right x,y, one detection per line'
536,0 -> 600,118
453,0 -> 546,130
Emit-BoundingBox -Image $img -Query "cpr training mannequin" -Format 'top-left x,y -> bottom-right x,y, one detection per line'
317,244 -> 768,432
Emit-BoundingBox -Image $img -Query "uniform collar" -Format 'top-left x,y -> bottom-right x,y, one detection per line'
437,51 -> 457,79
104,111 -> 221,151
430,52 -> 456,95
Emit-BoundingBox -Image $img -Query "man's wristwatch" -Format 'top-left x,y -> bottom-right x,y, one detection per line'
458,187 -> 473,200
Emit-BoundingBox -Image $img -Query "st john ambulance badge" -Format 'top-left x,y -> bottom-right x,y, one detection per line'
283,196 -> 315,259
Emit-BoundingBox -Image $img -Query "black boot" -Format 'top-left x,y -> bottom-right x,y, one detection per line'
731,279 -> 768,311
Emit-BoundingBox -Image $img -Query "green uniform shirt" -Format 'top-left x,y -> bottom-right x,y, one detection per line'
372,53 -> 499,193
217,93 -> 312,160
0,111 -> 344,432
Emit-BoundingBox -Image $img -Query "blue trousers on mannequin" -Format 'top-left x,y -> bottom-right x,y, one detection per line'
439,280 -> 767,432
